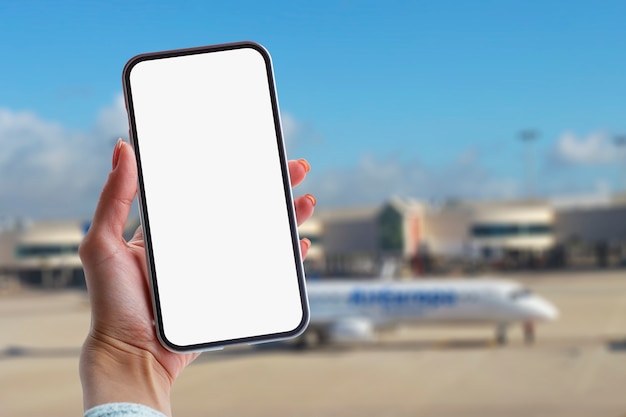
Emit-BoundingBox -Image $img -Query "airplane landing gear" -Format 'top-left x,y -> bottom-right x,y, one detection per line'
496,324 -> 508,345
523,320 -> 535,345
295,328 -> 328,350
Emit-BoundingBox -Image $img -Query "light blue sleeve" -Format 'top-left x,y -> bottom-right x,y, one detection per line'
84,403 -> 168,417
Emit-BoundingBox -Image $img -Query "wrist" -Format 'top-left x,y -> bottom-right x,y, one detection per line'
80,333 -> 173,417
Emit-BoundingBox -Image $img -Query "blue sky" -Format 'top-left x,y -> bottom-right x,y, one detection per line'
1,0 -> 626,219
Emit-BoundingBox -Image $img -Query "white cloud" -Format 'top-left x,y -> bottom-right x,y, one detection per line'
94,93 -> 129,141
280,112 -> 299,146
552,131 -> 624,166
0,94 -> 128,220
280,111 -> 322,153
300,150 -> 522,208
299,130 -> 625,209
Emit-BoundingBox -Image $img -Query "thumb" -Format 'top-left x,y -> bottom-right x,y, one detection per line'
86,139 -> 138,243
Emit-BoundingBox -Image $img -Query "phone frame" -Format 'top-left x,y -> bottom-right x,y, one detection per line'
122,41 -> 309,352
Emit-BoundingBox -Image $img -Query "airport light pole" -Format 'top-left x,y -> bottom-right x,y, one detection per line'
518,129 -> 540,199
615,135 -> 626,192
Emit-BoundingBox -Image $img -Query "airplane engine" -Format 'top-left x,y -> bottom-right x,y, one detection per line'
327,318 -> 375,343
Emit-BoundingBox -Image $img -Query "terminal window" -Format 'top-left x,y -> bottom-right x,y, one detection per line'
16,244 -> 80,258
471,224 -> 552,238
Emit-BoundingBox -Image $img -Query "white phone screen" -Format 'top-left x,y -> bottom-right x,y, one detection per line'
123,42 -> 308,351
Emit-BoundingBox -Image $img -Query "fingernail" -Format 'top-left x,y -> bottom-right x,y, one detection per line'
298,158 -> 311,173
305,193 -> 316,206
302,238 -> 312,250
112,138 -> 123,169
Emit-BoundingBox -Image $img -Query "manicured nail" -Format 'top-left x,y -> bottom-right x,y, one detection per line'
112,138 -> 123,169
305,193 -> 316,206
298,158 -> 311,173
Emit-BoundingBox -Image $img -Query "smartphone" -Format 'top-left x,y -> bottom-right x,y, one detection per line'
122,41 -> 309,352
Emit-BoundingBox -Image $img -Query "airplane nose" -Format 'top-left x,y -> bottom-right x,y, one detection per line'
531,297 -> 559,321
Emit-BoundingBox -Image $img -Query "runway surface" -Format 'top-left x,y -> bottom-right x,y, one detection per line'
1,270 -> 626,417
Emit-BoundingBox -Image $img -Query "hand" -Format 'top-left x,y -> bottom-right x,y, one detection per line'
78,139 -> 315,416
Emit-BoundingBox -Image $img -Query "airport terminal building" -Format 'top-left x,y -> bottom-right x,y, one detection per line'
300,195 -> 626,277
1,194 -> 625,287
0,217 -> 140,289
0,219 -> 87,288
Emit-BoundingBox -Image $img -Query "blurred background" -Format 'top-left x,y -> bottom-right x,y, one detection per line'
1,1 -> 626,416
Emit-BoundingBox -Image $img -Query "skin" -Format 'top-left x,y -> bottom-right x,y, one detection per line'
79,139 -> 315,416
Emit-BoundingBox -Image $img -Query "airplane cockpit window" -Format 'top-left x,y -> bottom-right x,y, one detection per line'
509,288 -> 533,300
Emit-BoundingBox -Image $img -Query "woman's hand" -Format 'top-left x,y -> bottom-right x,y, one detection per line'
78,139 -> 315,416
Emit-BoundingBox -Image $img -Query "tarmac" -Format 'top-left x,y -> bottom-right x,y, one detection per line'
1,270 -> 626,417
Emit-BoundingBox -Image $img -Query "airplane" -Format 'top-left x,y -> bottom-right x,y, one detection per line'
295,278 -> 559,348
